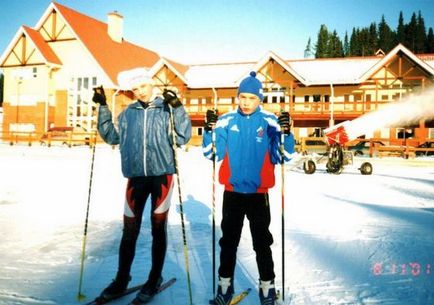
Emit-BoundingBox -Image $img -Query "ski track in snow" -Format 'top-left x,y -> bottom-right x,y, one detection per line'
0,144 -> 433,305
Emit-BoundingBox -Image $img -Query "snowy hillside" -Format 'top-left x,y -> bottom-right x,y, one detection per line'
0,144 -> 433,305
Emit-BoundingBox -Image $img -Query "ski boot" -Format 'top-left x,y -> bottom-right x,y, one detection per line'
213,277 -> 234,305
100,273 -> 131,300
132,276 -> 163,304
259,279 -> 276,305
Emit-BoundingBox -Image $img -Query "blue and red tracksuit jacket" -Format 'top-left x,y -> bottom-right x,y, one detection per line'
202,106 -> 295,194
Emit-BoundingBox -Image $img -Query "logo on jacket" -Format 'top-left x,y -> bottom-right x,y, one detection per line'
230,124 -> 240,132
256,126 -> 264,143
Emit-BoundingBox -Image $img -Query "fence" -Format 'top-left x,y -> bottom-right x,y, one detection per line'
1,130 -> 433,158
0,130 -> 97,147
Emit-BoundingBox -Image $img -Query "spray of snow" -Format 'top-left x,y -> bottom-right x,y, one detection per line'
325,86 -> 434,143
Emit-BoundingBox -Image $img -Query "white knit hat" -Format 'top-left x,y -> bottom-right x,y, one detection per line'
117,67 -> 153,90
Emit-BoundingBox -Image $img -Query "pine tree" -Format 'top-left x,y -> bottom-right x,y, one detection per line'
368,22 -> 378,55
396,11 -> 405,45
328,30 -> 344,57
350,27 -> 360,56
343,31 -> 350,57
315,24 -> 330,58
378,15 -> 395,52
415,11 -> 427,53
304,37 -> 313,58
359,27 -> 370,56
427,27 -> 434,53
309,10 -> 432,58
405,12 -> 418,51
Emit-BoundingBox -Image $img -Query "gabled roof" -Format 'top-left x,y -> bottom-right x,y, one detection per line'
149,57 -> 188,84
22,26 -> 62,66
180,44 -> 434,89
250,50 -> 308,85
359,43 -> 434,82
36,2 -> 160,84
0,25 -> 62,67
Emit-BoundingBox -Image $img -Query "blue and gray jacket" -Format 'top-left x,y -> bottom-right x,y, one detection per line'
98,97 -> 192,178
202,107 -> 295,194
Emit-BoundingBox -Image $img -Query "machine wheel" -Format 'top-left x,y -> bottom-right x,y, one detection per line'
359,162 -> 373,175
326,159 -> 343,174
303,160 -> 316,174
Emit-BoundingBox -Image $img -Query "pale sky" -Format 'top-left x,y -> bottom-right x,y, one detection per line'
0,0 -> 433,64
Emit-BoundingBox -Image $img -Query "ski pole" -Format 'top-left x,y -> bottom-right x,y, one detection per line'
211,88 -> 218,299
77,131 -> 97,301
169,105 -> 194,305
280,112 -> 286,301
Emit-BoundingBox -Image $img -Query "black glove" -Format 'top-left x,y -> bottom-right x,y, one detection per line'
204,109 -> 218,132
92,86 -> 107,106
163,89 -> 182,108
278,111 -> 291,134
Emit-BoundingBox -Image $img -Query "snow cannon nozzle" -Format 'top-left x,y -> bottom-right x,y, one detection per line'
324,125 -> 349,145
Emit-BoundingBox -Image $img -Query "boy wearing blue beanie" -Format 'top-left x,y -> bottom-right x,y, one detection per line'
202,71 -> 295,305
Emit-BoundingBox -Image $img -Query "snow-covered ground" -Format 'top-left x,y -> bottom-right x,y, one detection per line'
0,144 -> 433,305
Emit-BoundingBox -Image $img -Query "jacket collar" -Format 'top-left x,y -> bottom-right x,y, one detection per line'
129,96 -> 164,110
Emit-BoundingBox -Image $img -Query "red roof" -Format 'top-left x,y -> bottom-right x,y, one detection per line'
22,26 -> 62,65
52,2 -> 160,84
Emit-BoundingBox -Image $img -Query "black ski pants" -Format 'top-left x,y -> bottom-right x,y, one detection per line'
218,190 -> 275,281
117,175 -> 173,284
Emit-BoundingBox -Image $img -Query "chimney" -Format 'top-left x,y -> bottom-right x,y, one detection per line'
107,11 -> 123,43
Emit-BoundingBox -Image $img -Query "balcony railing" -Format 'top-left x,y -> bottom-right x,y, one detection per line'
186,100 -> 391,117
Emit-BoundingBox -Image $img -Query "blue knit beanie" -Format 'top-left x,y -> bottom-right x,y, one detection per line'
238,71 -> 263,101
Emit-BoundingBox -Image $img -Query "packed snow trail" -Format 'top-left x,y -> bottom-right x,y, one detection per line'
0,145 -> 433,305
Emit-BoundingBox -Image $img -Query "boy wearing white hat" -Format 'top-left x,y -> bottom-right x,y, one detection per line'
202,71 -> 294,305
92,67 -> 191,304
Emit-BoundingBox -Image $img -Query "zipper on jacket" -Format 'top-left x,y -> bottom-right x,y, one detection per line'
143,108 -> 148,176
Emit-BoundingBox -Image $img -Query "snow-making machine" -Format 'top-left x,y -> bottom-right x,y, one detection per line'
300,123 -> 373,175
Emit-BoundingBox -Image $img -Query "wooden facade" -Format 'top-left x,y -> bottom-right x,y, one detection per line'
1,3 -> 433,146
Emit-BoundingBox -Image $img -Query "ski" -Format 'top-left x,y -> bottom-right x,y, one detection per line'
209,288 -> 252,305
129,277 -> 177,305
84,278 -> 176,305
84,284 -> 143,305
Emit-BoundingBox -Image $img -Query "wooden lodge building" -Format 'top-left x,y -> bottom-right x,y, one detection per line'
1,2 -> 434,146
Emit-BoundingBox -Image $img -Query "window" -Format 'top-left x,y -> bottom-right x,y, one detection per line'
397,128 -> 413,139
324,95 -> 330,102
68,76 -> 98,131
304,95 -> 309,102
313,95 -> 321,102
354,94 -> 362,102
